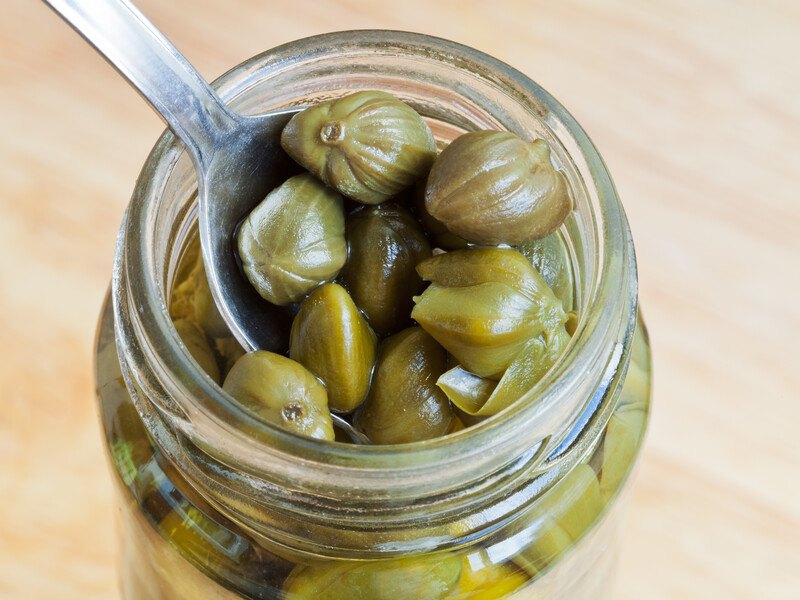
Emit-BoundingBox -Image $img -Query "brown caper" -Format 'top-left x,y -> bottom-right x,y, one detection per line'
289,283 -> 377,413
281,91 -> 436,204
355,327 -> 454,444
412,248 -> 567,378
425,131 -> 572,245
223,351 -> 334,440
413,179 -> 467,250
237,174 -> 346,306
340,203 -> 431,337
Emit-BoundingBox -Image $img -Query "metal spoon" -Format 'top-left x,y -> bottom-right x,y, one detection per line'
45,1 -> 370,443
45,0 -> 296,352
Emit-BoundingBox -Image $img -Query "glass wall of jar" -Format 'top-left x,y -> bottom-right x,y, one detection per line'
95,31 -> 651,599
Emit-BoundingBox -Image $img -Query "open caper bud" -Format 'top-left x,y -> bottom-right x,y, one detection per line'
355,327 -> 454,444
237,174 -> 346,306
425,131 -> 572,245
340,203 -> 431,336
283,554 -> 462,600
289,283 -> 377,413
412,248 -> 567,378
173,318 -> 221,384
170,237 -> 230,339
281,91 -> 436,204
223,351 -> 334,440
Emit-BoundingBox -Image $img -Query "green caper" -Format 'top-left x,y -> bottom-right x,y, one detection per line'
355,327 -> 454,444
237,174 -> 346,306
519,232 -> 574,312
412,248 -> 567,378
436,366 -> 497,415
281,91 -> 436,204
340,203 -> 431,336
173,318 -> 221,384
223,351 -> 334,440
283,553 -> 462,600
452,553 -> 529,598
425,131 -> 572,245
513,463 -> 602,576
170,236 -> 230,339
289,283 -> 377,413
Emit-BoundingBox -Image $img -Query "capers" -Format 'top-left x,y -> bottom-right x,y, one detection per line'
513,463 -> 602,576
355,327 -> 454,444
412,248 -> 567,378
170,236 -> 230,339
173,318 -> 221,384
340,203 -> 431,336
519,232 -> 575,312
283,553 -> 462,600
289,283 -> 377,413
281,91 -> 436,204
425,131 -> 572,245
237,173 -> 346,306
223,351 -> 334,440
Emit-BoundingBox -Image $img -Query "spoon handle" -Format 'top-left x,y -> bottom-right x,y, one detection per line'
43,0 -> 236,169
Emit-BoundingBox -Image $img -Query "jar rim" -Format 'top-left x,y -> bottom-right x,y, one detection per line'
113,30 -> 637,503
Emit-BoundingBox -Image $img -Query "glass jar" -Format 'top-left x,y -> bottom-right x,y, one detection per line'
95,31 -> 651,599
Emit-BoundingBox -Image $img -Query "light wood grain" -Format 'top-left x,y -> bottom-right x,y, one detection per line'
1,0 -> 798,598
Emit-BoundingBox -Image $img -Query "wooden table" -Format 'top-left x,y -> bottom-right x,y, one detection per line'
1,1 -> 798,597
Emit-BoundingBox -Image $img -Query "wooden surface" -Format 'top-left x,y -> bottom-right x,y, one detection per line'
1,1 -> 798,598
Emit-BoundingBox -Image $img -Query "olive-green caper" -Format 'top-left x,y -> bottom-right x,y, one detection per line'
436,322 -> 569,417
340,203 -> 431,336
223,351 -> 334,440
452,554 -> 529,598
283,554 -> 462,600
519,232 -> 574,312
281,91 -> 436,204
513,464 -> 602,576
237,174 -> 346,306
412,248 -> 567,378
170,236 -> 230,338
289,283 -> 377,413
173,318 -> 221,384
599,405 -> 646,502
355,327 -> 454,444
425,131 -> 572,245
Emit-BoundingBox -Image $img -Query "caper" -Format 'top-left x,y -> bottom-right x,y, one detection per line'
513,464 -> 602,576
173,318 -> 221,384
600,404 -> 646,502
237,174 -> 346,306
340,203 -> 431,336
413,179 -> 467,250
223,351 -> 334,440
283,554 -> 462,600
452,553 -> 528,598
425,131 -> 572,245
355,327 -> 454,444
281,91 -> 436,204
436,366 -> 497,415
412,248 -> 567,378
289,283 -> 377,413
170,236 -> 230,338
519,232 -> 574,312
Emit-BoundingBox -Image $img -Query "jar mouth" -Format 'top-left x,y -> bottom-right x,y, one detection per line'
113,31 -> 636,513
